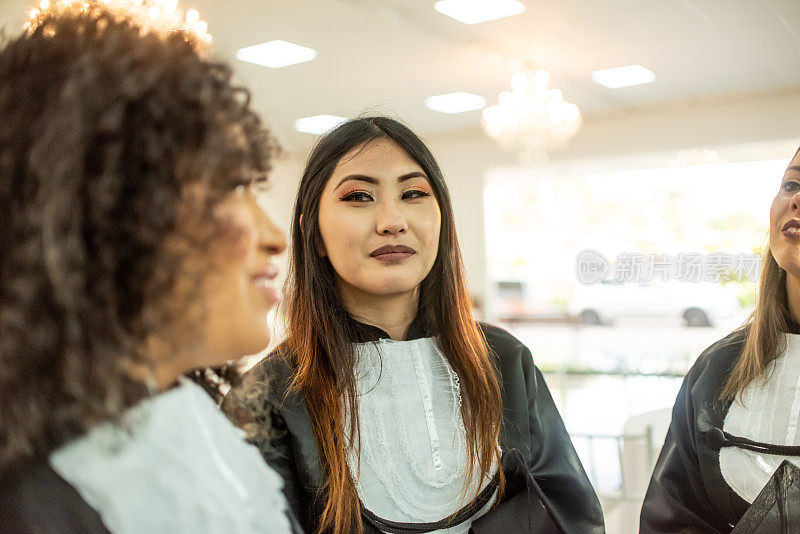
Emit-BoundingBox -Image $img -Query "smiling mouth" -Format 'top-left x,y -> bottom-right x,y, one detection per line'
784,219 -> 800,231
784,227 -> 800,239
252,277 -> 281,304
252,265 -> 281,304
783,219 -> 800,238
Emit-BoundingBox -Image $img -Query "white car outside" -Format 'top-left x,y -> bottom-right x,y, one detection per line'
568,279 -> 742,327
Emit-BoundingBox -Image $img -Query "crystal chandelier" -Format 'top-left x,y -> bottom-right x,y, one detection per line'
25,0 -> 212,52
481,70 -> 581,163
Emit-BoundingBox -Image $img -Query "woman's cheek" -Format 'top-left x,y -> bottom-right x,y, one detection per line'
329,234 -> 360,266
770,198 -> 784,242
424,209 -> 442,247
328,213 -> 363,252
770,195 -> 781,222
214,205 -> 258,265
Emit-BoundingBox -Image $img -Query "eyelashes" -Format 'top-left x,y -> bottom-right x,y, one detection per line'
403,189 -> 431,200
233,177 -> 271,195
339,190 -> 372,202
253,179 -> 271,194
338,188 -> 431,202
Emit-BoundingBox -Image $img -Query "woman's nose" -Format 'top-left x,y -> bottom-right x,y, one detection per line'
791,190 -> 800,211
252,201 -> 287,255
376,199 -> 408,235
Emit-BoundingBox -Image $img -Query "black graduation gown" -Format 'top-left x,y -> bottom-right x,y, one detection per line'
640,328 -> 753,533
227,319 -> 605,534
0,461 -> 112,534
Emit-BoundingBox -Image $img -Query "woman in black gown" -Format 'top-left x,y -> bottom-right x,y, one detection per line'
641,145 -> 800,532
225,116 -> 604,534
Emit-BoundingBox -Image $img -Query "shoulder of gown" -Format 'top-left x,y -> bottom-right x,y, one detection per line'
0,460 -> 110,534
477,322 -> 606,534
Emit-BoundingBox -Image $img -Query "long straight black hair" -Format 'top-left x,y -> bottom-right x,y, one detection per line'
282,116 -> 504,534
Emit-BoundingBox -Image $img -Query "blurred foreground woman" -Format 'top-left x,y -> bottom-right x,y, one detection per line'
0,5 -> 294,533
642,145 -> 800,532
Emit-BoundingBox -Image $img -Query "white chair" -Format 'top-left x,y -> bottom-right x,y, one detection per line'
602,408 -> 672,534
621,407 -> 671,495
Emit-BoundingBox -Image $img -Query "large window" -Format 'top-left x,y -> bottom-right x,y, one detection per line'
484,153 -> 792,326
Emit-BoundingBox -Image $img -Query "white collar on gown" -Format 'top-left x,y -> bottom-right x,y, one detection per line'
347,337 -> 497,534
49,378 -> 291,534
721,332 -> 800,503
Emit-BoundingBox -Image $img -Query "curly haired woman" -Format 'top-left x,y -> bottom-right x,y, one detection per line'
0,5 -> 294,533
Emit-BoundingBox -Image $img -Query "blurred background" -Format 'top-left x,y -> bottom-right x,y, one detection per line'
2,0 -> 799,531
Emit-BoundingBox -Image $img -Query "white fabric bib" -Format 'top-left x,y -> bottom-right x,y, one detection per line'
346,337 -> 497,534
50,379 -> 291,534
720,333 -> 800,503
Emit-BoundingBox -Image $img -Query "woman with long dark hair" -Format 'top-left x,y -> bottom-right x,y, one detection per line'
641,146 -> 800,532
0,4 -> 293,533
226,116 -> 604,534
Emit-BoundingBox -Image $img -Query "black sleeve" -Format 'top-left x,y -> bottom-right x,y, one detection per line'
251,411 -> 305,526
221,368 -> 306,531
639,366 -> 727,533
249,425 -> 306,534
521,348 -> 606,534
0,462 -> 111,534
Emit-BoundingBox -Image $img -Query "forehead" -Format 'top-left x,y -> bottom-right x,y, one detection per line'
790,148 -> 800,169
784,149 -> 800,179
331,139 -> 424,179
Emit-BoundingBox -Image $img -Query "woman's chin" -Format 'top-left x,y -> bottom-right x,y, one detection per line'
361,279 -> 421,296
206,328 -> 271,363
240,329 -> 272,357
775,248 -> 800,278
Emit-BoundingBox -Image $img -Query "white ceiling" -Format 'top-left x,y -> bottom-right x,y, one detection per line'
2,0 -> 799,153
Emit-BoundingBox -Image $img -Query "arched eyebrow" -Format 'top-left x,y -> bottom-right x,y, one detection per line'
333,171 -> 428,191
788,165 -> 800,174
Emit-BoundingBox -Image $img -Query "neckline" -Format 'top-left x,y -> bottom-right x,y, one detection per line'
345,313 -> 435,342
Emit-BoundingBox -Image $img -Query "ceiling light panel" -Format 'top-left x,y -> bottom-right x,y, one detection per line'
591,64 -> 655,89
425,92 -> 487,113
236,40 -> 317,68
433,0 -> 526,25
294,115 -> 348,135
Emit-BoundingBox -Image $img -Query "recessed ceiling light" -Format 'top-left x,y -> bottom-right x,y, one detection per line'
236,40 -> 317,69
425,92 -> 487,114
433,0 -> 525,25
591,64 -> 655,89
294,115 -> 348,135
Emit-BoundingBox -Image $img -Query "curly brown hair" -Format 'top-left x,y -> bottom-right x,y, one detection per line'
0,9 -> 277,474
